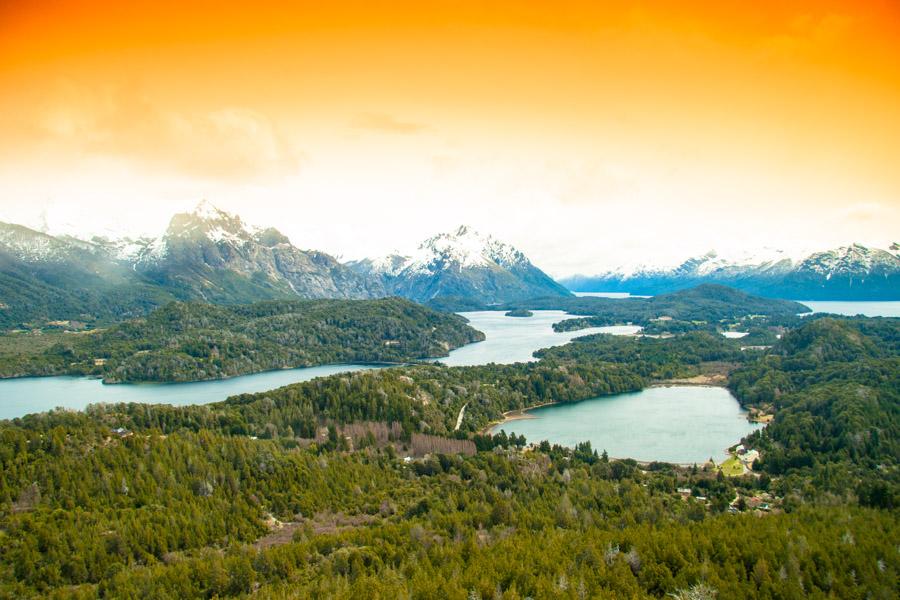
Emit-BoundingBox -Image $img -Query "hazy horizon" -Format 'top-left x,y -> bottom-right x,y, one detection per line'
2,1 -> 899,276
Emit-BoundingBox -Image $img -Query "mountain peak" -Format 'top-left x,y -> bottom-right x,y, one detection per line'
415,225 -> 528,271
348,226 -> 569,303
165,200 -> 255,244
192,199 -> 229,221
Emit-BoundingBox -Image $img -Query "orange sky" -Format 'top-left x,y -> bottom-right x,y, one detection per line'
1,1 -> 898,273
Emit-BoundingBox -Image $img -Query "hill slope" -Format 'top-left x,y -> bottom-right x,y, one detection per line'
0,222 -> 175,328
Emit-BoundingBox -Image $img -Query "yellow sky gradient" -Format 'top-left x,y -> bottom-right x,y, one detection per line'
1,1 -> 898,274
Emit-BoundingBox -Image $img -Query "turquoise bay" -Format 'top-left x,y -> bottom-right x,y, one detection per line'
491,385 -> 763,464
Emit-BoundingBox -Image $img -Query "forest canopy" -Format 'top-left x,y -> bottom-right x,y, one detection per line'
0,306 -> 896,598
0,297 -> 484,382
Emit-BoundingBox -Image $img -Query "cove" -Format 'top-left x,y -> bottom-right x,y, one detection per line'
490,385 -> 762,464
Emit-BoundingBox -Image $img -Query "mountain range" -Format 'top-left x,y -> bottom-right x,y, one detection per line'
2,201 -> 897,328
563,244 -> 900,300
0,203 -> 567,327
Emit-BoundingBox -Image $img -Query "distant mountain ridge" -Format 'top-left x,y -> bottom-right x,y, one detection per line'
563,243 -> 900,300
348,225 -> 571,304
0,205 -> 569,327
0,202 -> 384,327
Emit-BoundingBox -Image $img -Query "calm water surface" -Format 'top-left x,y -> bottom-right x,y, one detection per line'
573,291 -> 652,298
0,365 -> 379,421
439,310 -> 641,366
572,293 -> 900,318
1,310 -> 639,419
491,385 -> 762,464
796,300 -> 900,318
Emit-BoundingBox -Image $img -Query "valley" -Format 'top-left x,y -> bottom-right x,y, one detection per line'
0,307 -> 638,419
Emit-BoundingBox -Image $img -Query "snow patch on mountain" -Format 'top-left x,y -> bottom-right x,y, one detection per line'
373,225 -> 531,277
350,225 -> 569,303
0,226 -> 66,262
799,244 -> 897,278
593,246 -> 821,280
0,223 -> 105,263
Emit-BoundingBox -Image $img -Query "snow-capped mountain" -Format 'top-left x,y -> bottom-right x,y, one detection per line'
0,221 -> 99,263
349,225 -> 570,303
2,209 -> 569,326
797,244 -> 898,279
0,220 -> 174,327
563,243 -> 900,300
125,201 -> 385,302
0,202 -> 385,327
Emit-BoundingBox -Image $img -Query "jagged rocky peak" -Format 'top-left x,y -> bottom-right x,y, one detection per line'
166,200 -> 256,241
254,227 -> 291,247
162,200 -> 298,250
414,225 -> 529,271
349,225 -> 570,303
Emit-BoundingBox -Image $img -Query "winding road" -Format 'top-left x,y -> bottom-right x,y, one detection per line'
454,402 -> 468,431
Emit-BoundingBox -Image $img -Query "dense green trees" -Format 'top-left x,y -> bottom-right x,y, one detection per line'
1,417 -> 896,598
536,330 -> 746,380
0,310 -> 897,597
727,317 -> 900,507
0,298 -> 483,382
505,284 -> 808,331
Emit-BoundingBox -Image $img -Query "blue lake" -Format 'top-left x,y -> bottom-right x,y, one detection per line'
440,310 -> 641,366
0,310 -> 639,420
491,385 -> 763,464
0,364 -> 380,421
795,300 -> 900,318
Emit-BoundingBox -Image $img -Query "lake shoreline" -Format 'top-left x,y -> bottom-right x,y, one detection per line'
482,380 -> 735,434
482,382 -> 761,465
1,359 -> 417,386
0,310 -> 654,420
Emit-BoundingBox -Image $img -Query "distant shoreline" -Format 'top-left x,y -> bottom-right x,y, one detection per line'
480,401 -> 559,435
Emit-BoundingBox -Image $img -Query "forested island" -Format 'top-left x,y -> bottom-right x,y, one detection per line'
0,298 -> 484,382
0,311 -> 896,597
428,284 -> 809,338
504,309 -> 533,317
